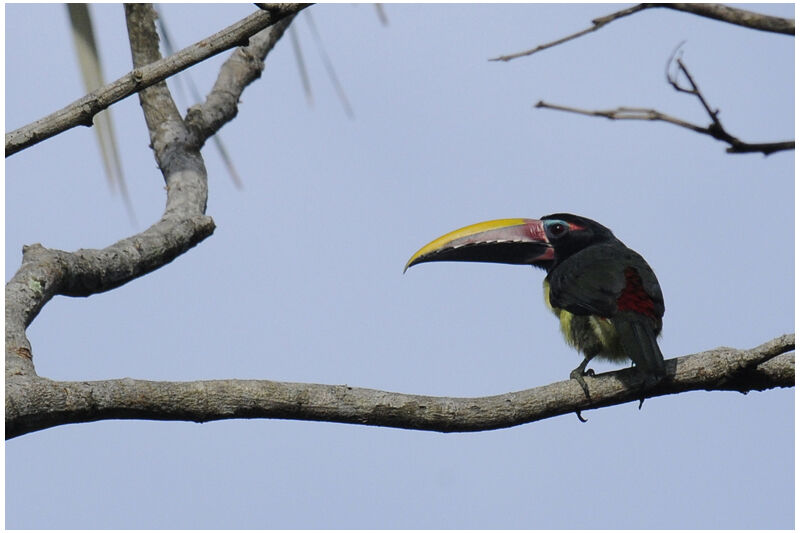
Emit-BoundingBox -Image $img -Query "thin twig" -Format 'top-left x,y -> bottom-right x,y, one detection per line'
490,4 -> 649,62
536,100 -> 793,156
535,102 -> 707,134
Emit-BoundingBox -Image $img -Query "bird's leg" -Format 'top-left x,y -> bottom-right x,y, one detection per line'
570,355 -> 595,399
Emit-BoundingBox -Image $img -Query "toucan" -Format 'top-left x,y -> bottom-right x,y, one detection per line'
404,213 -> 665,395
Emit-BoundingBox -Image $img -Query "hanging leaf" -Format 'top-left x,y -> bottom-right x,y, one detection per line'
67,3 -> 136,223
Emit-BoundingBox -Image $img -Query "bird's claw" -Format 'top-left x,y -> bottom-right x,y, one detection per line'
569,367 -> 592,399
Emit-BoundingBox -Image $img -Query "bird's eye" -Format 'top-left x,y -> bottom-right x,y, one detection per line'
546,221 -> 568,238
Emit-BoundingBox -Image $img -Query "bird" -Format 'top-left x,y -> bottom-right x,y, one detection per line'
404,213 -> 665,397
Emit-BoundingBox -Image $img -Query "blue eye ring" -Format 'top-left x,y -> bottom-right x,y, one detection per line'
544,219 -> 569,239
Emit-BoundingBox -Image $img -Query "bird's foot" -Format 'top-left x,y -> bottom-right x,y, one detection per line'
569,366 -> 594,399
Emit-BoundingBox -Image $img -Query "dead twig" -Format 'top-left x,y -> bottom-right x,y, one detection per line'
536,55 -> 794,156
490,4 -> 649,62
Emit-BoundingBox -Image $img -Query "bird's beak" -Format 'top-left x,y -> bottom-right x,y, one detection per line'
404,218 -> 554,272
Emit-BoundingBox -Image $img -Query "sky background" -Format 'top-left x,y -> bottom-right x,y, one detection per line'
5,3 -> 794,529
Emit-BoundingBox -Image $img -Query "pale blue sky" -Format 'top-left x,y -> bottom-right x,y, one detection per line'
5,3 -> 794,528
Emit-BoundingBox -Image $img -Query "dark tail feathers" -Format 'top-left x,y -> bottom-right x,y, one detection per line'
612,314 -> 665,377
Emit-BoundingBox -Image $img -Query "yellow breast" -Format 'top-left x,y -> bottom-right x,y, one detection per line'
542,279 -> 620,357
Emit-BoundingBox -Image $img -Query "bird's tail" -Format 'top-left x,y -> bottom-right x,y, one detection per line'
612,314 -> 665,377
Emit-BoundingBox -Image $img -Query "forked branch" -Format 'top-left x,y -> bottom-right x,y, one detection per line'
535,56 -> 794,156
5,4 -> 308,157
5,5 -> 300,381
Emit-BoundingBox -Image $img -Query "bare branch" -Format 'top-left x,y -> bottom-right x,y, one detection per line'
490,4 -> 649,62
5,4 -> 309,157
6,4 -> 301,383
6,335 -> 793,439
662,4 -> 794,35
185,13 -> 297,144
155,5 -> 245,189
536,101 -> 704,131
536,101 -> 794,156
536,56 -> 794,156
491,3 -> 793,62
125,5 -> 183,142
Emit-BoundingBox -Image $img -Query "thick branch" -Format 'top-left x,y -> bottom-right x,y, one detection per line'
5,3 -> 308,157
125,4 -> 183,142
6,335 -> 793,439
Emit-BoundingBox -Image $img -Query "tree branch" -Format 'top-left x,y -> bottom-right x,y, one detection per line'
662,4 -> 794,35
6,4 -> 300,383
5,2 -> 300,410
490,4 -> 649,62
185,12 -> 297,144
490,3 -> 793,61
535,101 -> 794,156
535,55 -> 794,156
5,3 -> 309,157
6,334 -> 793,439
5,5 -> 216,380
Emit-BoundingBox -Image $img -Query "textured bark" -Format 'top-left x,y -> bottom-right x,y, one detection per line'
6,335 -> 794,439
185,15 -> 296,145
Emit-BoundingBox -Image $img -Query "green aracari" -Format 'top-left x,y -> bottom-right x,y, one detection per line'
405,213 -> 665,395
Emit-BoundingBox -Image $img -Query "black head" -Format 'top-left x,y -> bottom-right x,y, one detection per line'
540,213 -> 617,267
